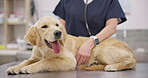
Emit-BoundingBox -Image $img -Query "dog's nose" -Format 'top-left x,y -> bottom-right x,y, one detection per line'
54,30 -> 62,39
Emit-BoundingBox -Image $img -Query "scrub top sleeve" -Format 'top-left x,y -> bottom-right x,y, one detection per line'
53,0 -> 65,20
105,0 -> 127,24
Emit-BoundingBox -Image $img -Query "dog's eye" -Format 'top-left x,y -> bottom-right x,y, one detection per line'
42,25 -> 48,28
55,23 -> 59,27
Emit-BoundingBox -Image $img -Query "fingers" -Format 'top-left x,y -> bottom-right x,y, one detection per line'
83,56 -> 90,64
76,53 -> 85,66
76,54 -> 81,66
78,55 -> 85,65
76,43 -> 92,66
76,53 -> 80,61
76,53 -> 90,66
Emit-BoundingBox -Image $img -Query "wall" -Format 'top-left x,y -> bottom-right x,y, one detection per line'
34,0 -> 148,30
118,0 -> 148,30
34,0 -> 60,18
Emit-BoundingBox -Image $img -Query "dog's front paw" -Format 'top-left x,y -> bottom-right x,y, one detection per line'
104,65 -> 118,72
6,66 -> 22,75
20,65 -> 38,74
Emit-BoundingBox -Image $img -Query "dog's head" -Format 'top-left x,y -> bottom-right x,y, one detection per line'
24,16 -> 67,54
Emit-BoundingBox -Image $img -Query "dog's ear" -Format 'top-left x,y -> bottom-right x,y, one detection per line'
24,26 -> 40,46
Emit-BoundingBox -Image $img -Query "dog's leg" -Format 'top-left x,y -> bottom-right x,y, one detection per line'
104,58 -> 136,72
78,64 -> 105,71
77,54 -> 106,71
20,55 -> 76,74
6,58 -> 39,75
78,60 -> 106,71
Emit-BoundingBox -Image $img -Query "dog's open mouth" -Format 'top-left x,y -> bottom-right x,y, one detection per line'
44,39 -> 61,54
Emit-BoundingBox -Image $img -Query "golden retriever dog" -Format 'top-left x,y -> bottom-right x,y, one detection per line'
6,16 -> 136,75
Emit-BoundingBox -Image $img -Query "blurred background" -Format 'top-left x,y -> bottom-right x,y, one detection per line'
0,0 -> 148,65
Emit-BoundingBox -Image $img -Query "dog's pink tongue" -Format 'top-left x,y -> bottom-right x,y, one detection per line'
51,41 -> 60,53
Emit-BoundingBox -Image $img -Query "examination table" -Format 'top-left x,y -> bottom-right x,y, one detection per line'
0,62 -> 148,78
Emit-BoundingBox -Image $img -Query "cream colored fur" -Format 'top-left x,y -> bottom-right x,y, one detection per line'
6,16 -> 136,75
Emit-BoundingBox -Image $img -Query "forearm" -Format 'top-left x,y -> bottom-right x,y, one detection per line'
81,18 -> 118,49
95,18 -> 118,42
95,25 -> 116,42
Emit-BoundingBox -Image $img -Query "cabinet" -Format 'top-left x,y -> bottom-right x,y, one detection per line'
0,0 -> 32,49
0,0 -> 5,49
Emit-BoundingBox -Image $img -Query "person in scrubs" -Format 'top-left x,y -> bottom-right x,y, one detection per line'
53,0 -> 127,65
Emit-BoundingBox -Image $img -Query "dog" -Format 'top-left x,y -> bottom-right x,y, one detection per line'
6,16 -> 136,75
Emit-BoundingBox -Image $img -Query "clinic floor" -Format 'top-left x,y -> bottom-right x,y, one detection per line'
0,62 -> 148,78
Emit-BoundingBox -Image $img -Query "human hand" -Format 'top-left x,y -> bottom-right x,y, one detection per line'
76,38 -> 95,66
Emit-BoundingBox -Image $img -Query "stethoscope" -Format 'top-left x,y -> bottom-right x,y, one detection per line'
84,0 -> 92,36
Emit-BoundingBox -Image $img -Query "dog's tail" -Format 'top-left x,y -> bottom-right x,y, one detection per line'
78,65 -> 105,71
